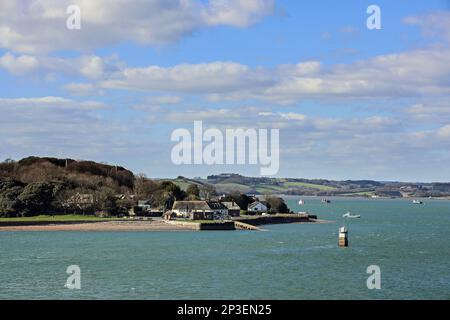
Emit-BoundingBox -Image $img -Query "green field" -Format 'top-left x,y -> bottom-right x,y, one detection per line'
170,177 -> 340,195
338,191 -> 375,197
214,183 -> 252,193
171,178 -> 209,191
254,185 -> 287,194
172,179 -> 193,191
283,181 -> 338,191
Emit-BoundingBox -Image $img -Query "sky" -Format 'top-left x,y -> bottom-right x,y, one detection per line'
0,0 -> 449,182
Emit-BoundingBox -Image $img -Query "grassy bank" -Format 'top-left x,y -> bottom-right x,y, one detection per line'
0,214 -> 122,223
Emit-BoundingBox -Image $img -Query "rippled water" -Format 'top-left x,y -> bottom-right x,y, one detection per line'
1,197 -> 449,299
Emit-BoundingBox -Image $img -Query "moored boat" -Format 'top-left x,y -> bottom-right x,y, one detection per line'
343,212 -> 361,218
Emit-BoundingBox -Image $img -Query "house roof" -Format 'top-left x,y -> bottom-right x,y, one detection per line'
248,201 -> 267,210
172,201 -> 227,211
222,201 -> 241,210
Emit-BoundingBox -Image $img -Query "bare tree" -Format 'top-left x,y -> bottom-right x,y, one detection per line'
199,184 -> 216,200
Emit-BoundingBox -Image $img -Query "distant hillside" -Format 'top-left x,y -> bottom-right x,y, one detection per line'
167,176 -> 211,191
169,173 -> 450,198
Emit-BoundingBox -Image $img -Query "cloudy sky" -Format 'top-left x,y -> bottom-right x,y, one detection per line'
1,0 -> 449,181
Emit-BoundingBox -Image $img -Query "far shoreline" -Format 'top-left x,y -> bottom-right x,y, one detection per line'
280,194 -> 450,200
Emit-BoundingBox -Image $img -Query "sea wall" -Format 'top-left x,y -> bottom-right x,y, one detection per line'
235,214 -> 317,226
199,221 -> 235,230
165,220 -> 235,231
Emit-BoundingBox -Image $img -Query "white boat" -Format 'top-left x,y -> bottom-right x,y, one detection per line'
343,212 -> 361,218
412,200 -> 423,204
298,199 -> 305,205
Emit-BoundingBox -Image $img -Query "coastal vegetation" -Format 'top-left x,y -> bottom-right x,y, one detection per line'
0,157 -> 188,217
0,156 -> 290,218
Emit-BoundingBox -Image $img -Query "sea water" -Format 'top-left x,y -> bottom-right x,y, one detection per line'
0,197 -> 449,299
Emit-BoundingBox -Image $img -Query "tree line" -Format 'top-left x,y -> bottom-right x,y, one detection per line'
0,157 -> 290,217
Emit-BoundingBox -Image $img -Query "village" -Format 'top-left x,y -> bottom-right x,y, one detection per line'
137,196 -> 271,221
146,197 -> 317,230
59,191 -> 318,231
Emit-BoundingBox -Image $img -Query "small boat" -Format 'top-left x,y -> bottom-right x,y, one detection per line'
298,199 -> 305,205
321,199 -> 331,203
343,212 -> 361,218
412,200 -> 423,204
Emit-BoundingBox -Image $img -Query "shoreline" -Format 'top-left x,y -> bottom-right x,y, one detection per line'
0,220 -> 193,232
0,215 -> 330,232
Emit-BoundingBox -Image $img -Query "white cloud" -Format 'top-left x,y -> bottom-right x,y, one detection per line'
279,112 -> 306,121
0,52 -> 123,81
64,83 -> 105,96
0,96 -> 138,159
133,102 -> 450,179
437,124 -> 450,138
0,52 -> 39,75
95,46 -> 450,104
203,0 -> 274,27
0,0 -> 274,54
0,96 -> 107,110
2,10 -> 448,107
404,101 -> 450,124
79,56 -> 105,80
102,61 -> 272,93
403,11 -> 450,43
261,48 -> 450,103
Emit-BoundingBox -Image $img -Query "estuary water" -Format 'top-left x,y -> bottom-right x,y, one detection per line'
0,197 -> 449,299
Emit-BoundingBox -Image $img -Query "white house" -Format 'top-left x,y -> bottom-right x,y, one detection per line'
137,200 -> 152,211
248,201 -> 268,213
172,201 -> 228,220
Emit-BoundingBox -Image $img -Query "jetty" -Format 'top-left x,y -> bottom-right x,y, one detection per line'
234,221 -> 262,231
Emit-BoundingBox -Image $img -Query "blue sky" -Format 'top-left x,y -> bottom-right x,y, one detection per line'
0,0 -> 449,181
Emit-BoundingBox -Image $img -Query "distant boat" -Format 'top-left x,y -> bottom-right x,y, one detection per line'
321,199 -> 331,203
343,212 -> 361,218
412,200 -> 423,204
298,199 -> 305,205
